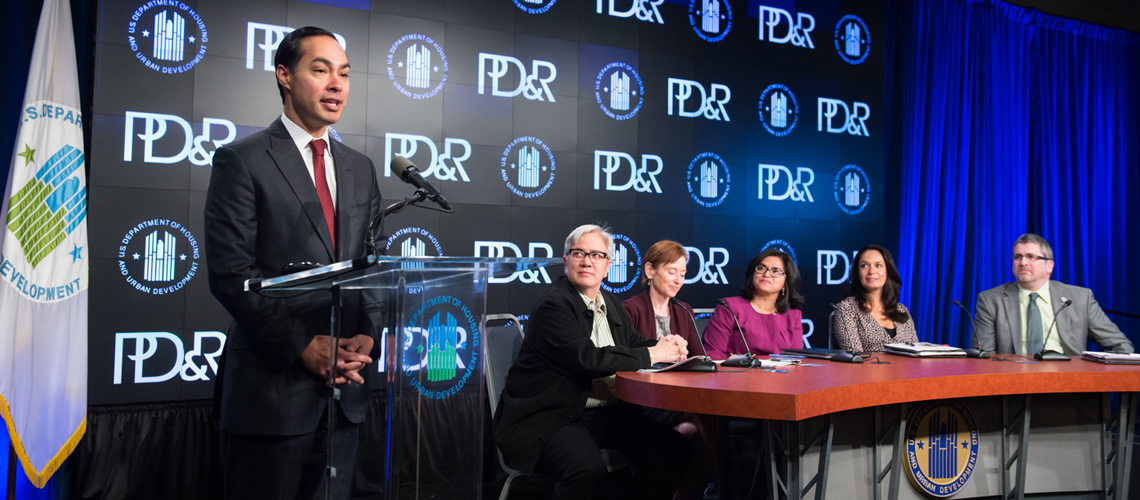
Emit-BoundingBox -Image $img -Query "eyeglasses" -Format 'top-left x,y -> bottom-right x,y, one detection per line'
754,265 -> 785,278
567,249 -> 610,262
1012,254 -> 1051,263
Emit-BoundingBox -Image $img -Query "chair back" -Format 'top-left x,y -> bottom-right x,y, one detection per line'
692,308 -> 715,342
485,313 -> 524,413
828,309 -> 838,349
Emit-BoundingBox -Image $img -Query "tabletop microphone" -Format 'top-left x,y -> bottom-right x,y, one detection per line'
390,156 -> 453,211
717,299 -> 758,368
670,298 -> 718,372
1034,296 -> 1073,361
829,303 -> 864,363
953,300 -> 989,358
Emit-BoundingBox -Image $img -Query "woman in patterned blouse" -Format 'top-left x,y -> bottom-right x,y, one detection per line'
833,244 -> 918,352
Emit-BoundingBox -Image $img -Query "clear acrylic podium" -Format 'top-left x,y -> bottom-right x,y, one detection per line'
248,255 -> 559,499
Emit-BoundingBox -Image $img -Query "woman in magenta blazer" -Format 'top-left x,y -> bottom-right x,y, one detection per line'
703,249 -> 805,358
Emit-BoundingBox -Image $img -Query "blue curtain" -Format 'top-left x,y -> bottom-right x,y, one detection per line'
895,0 -> 1033,346
1032,16 -> 1140,340
892,0 -> 1140,346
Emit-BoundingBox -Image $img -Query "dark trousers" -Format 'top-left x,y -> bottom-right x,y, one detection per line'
535,402 -> 691,500
223,405 -> 360,500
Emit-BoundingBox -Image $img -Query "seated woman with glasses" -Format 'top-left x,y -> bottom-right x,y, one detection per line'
493,224 -> 691,500
703,249 -> 805,358
834,244 -> 917,352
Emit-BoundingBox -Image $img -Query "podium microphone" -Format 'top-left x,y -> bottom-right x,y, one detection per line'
953,300 -> 989,358
670,298 -> 718,372
1034,296 -> 1073,361
717,299 -> 759,368
390,156 -> 453,211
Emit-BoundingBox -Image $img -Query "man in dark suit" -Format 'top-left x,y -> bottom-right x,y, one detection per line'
973,233 -> 1133,356
493,224 -> 691,500
204,26 -> 383,499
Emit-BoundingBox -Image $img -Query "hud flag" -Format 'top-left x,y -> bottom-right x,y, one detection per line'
0,0 -> 89,488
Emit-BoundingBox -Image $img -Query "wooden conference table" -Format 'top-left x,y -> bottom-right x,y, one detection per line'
616,355 -> 1140,500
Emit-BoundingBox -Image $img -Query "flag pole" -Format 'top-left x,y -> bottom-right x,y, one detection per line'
6,443 -> 14,499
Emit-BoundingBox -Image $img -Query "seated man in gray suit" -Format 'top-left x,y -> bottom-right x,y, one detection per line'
973,233 -> 1133,355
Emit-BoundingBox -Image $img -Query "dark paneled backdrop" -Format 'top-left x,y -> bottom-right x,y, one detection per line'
85,0 -> 886,405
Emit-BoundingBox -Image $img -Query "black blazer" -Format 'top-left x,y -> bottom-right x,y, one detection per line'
205,118 -> 383,436
492,276 -> 655,473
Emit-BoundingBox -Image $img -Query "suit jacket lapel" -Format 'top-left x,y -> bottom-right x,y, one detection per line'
602,293 -> 635,347
1001,283 -> 1022,354
330,139 -> 355,261
265,119 -> 335,261
1049,281 -> 1072,353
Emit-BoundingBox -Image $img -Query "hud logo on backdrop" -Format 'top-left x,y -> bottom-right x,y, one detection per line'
383,133 -> 471,183
818,98 -> 870,136
757,5 -> 815,48
512,0 -> 558,14
684,246 -> 729,285
500,136 -> 556,198
761,239 -> 797,264
478,53 -> 557,102
597,0 -> 664,24
114,331 -> 225,384
906,400 -> 980,497
386,227 -> 443,273
834,15 -> 871,65
758,164 -> 814,202
122,112 -> 236,166
685,152 -> 731,208
833,164 -> 870,215
595,62 -> 644,121
593,150 -> 663,193
667,78 -> 731,122
475,241 -> 555,284
817,250 -> 856,285
687,0 -> 732,42
117,219 -> 201,295
126,2 -> 208,74
758,84 -> 799,137
386,34 -> 449,100
600,234 -> 641,294
402,295 -> 480,400
245,22 -> 347,71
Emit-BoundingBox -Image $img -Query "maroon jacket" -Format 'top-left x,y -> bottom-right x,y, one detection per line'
622,290 -> 702,352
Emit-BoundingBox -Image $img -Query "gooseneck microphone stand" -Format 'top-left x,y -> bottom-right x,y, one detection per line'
1034,297 -> 1073,361
365,189 -> 430,258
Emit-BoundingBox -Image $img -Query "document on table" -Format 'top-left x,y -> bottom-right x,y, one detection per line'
883,342 -> 967,358
758,357 -> 801,368
1080,351 -> 1140,365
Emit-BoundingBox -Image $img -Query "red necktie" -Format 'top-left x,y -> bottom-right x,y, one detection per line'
309,139 -> 335,252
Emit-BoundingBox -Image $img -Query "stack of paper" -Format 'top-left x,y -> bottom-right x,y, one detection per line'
758,358 -> 801,368
883,342 -> 967,358
1080,351 -> 1140,365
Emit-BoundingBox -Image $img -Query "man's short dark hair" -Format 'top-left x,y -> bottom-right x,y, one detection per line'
1013,233 -> 1054,261
274,26 -> 337,103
